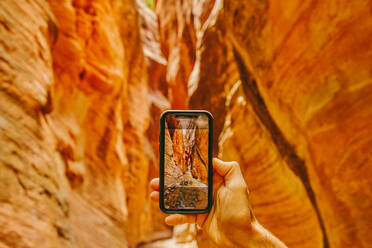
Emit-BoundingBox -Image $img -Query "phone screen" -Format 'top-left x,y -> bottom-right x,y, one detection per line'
162,112 -> 211,211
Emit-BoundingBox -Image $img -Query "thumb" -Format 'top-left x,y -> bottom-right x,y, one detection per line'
213,158 -> 246,189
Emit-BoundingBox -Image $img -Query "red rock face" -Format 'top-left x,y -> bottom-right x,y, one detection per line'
163,116 -> 209,210
1,0 -> 371,247
156,0 -> 197,109
0,1 -> 70,247
172,129 -> 187,172
223,1 -> 372,247
156,0 -> 372,247
0,0 -> 169,247
191,129 -> 208,184
164,126 -> 183,185
165,115 -> 209,184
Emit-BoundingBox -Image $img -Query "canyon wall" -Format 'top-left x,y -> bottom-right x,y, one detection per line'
157,0 -> 372,247
163,117 -> 209,210
0,0 -> 371,248
0,0 -> 170,247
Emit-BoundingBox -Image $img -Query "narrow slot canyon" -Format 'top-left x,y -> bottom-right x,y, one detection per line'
0,0 -> 371,247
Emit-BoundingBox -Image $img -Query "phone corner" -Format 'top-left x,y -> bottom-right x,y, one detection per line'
159,110 -> 171,122
159,204 -> 168,214
200,110 -> 213,120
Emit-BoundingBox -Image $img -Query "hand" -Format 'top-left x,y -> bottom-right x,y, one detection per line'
150,158 -> 287,248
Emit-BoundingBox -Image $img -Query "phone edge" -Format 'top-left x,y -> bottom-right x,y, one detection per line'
159,110 -> 213,214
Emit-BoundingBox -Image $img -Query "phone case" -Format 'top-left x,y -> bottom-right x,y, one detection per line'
159,110 -> 213,214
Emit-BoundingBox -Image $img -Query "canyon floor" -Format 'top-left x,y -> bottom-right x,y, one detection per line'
164,171 -> 208,210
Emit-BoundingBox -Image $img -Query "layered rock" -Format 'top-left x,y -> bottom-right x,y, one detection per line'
0,0 -> 168,247
224,1 -> 372,247
156,0 -> 372,247
1,0 -> 371,247
156,0 -> 197,108
172,129 -> 187,173
48,0 -> 158,245
191,129 -> 208,184
164,117 -> 209,210
137,0 -> 174,243
164,127 -> 183,185
0,1 -> 72,247
218,81 -> 322,247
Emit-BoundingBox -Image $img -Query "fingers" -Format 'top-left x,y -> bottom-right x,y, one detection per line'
213,158 -> 237,177
213,158 -> 233,176
150,191 -> 159,201
212,168 -> 224,193
195,213 -> 208,227
150,178 -> 159,202
150,178 -> 159,191
213,158 -> 246,189
165,214 -> 196,226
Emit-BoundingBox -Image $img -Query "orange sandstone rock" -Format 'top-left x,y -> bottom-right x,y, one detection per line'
0,0 -> 166,247
191,129 -> 208,184
156,0 -> 372,247
2,0 -> 371,247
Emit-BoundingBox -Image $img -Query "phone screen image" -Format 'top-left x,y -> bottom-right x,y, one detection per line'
162,112 -> 211,211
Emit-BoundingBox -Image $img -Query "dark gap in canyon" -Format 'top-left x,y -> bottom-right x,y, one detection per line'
232,46 -> 330,248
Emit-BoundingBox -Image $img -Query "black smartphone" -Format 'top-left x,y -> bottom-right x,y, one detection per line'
159,110 -> 213,214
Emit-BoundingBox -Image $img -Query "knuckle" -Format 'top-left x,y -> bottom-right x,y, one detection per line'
230,161 -> 241,171
231,161 -> 239,167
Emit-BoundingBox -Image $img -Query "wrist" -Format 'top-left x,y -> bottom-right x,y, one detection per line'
219,217 -> 254,247
247,221 -> 287,248
220,220 -> 287,248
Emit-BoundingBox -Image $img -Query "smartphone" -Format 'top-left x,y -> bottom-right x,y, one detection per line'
159,110 -> 213,214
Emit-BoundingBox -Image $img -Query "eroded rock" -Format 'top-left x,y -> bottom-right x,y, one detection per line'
155,0 -> 372,247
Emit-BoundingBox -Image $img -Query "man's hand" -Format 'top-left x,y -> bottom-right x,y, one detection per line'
150,158 -> 287,248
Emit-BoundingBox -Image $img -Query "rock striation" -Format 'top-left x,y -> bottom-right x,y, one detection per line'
164,117 -> 208,210
1,0 -> 371,247
156,0 -> 372,247
0,0 -> 169,247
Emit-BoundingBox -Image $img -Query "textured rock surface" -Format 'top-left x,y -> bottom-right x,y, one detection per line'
164,127 -> 183,185
0,0 -> 168,247
137,0 -> 174,244
1,0 -> 371,247
224,1 -> 372,247
164,185 -> 208,210
191,129 -> 208,184
0,1 -> 72,247
163,116 -> 209,210
172,129 -> 187,173
156,0 -> 372,247
155,0 -> 197,108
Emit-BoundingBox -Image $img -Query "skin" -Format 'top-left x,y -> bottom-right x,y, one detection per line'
150,158 -> 288,248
